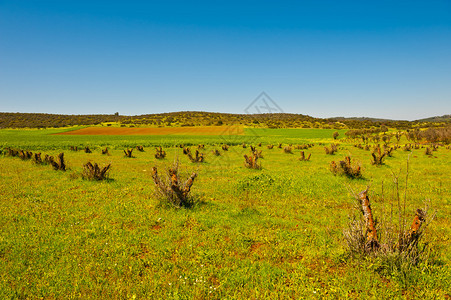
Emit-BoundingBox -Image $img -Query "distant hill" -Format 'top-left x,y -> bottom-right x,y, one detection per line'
415,115 -> 451,122
0,111 -> 448,129
330,117 -> 402,123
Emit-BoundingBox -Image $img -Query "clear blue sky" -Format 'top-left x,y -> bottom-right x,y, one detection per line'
1,1 -> 450,120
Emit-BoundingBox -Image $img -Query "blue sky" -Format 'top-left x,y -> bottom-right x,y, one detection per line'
1,1 -> 450,120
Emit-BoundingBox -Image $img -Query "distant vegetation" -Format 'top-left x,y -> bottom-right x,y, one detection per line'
0,111 -> 449,130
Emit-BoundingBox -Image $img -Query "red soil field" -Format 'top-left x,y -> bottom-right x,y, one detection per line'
56,126 -> 244,136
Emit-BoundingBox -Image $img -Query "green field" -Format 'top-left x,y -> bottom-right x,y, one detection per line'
0,128 -> 450,299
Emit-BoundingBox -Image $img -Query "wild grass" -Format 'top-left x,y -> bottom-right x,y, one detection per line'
0,128 -> 449,299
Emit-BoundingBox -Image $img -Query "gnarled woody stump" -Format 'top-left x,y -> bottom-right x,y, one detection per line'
152,164 -> 197,208
347,188 -> 429,256
398,208 -> 426,252
359,188 -> 379,251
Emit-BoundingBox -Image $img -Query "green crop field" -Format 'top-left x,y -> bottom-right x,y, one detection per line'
0,127 -> 450,299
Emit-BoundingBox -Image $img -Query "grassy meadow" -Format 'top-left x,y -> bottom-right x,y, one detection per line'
0,127 -> 450,299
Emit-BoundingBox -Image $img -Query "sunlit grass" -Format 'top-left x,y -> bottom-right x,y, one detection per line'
0,129 -> 449,298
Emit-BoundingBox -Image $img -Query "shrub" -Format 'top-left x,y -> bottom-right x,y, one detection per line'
84,146 -> 92,153
186,149 -> 204,163
325,143 -> 338,155
32,152 -> 43,164
267,144 -> 274,149
101,147 -> 110,155
49,153 -> 66,171
82,162 -> 111,180
244,152 -> 261,169
212,149 -> 221,156
136,145 -> 145,152
371,145 -> 386,165
299,151 -> 311,161
333,131 -> 340,140
19,150 -> 33,160
124,148 -> 134,158
7,148 -> 19,157
403,144 -> 412,151
283,146 -> 293,154
69,146 -> 78,151
330,156 -> 361,178
222,144 -> 229,151
424,147 -> 432,156
155,146 -> 166,159
383,145 -> 394,157
344,187 -> 435,276
151,161 -> 197,208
